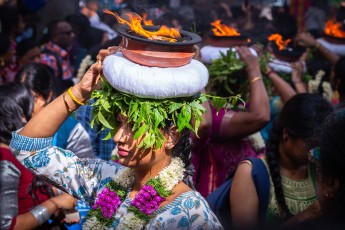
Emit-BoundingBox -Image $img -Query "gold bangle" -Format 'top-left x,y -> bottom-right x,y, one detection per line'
315,42 -> 321,49
67,87 -> 85,105
250,76 -> 262,84
63,92 -> 73,113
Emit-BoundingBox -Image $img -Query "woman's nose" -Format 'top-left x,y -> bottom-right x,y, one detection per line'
113,126 -> 126,143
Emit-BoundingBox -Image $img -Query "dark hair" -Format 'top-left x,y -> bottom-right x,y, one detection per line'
266,93 -> 333,220
16,38 -> 38,58
0,5 -> 20,35
15,63 -> 54,100
0,96 -> 25,145
0,34 -> 11,55
171,129 -> 195,189
334,57 -> 345,95
0,82 -> 34,122
319,106 -> 345,221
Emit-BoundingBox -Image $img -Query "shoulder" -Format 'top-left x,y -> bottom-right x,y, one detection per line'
149,191 -> 223,229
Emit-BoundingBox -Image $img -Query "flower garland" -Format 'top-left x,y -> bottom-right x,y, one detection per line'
83,157 -> 185,230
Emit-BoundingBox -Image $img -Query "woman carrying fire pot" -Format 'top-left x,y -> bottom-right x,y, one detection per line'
9,46 -> 223,229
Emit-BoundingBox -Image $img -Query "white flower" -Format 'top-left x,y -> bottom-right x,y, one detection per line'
247,132 -> 265,151
112,167 -> 135,189
157,157 -> 185,191
117,212 -> 146,230
83,216 -> 107,230
77,55 -> 94,80
85,157 -> 186,229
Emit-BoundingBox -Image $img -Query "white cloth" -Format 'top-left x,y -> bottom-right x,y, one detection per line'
200,46 -> 257,64
89,14 -> 118,40
268,57 -> 306,74
317,38 -> 345,56
103,53 -> 209,99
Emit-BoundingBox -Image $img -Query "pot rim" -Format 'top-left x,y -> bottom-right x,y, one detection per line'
115,25 -> 201,46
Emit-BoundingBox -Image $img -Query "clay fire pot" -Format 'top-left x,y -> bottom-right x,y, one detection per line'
270,40 -> 305,63
323,34 -> 345,45
207,35 -> 250,47
115,25 -> 202,67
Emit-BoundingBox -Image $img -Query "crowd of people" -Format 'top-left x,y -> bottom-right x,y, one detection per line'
1,0 -> 345,229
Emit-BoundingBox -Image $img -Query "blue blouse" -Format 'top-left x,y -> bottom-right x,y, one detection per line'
10,132 -> 223,230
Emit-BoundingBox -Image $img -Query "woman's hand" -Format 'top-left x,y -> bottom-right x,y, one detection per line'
236,46 -> 261,76
285,201 -> 322,225
291,61 -> 304,83
296,32 -> 318,48
74,47 -> 118,101
51,193 -> 77,210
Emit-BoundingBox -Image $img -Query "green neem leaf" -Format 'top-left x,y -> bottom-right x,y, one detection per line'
97,111 -> 114,129
90,84 -> 233,150
128,101 -> 138,117
134,123 -> 147,140
168,102 -> 183,113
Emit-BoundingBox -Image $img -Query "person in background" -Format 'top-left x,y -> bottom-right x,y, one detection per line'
230,93 -> 333,228
0,5 -> 25,82
15,63 -> 94,159
304,0 -> 329,38
40,19 -> 76,95
80,0 -> 117,40
0,83 -> 77,230
0,34 -> 16,85
192,47 -> 270,197
16,38 -> 41,68
305,106 -> 345,229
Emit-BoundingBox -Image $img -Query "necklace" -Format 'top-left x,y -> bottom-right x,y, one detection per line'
83,157 -> 185,230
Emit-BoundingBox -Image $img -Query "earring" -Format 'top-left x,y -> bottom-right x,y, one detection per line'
324,192 -> 329,198
165,143 -> 172,148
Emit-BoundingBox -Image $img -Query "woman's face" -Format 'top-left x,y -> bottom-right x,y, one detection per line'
19,47 -> 41,66
113,114 -> 172,169
281,131 -> 310,165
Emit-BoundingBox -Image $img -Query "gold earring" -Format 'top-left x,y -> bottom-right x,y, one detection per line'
325,192 -> 329,198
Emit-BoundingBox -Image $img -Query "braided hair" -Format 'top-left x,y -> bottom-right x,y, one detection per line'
171,128 -> 195,190
266,93 -> 332,220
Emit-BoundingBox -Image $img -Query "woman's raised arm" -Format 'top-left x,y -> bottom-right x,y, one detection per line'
20,49 -> 114,138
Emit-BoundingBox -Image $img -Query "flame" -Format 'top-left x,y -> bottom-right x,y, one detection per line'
104,10 -> 181,42
211,20 -> 241,36
268,34 -> 291,50
324,20 -> 345,38
142,13 -> 153,26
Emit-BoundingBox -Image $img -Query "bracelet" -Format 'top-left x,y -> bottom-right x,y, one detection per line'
250,76 -> 262,84
63,92 -> 73,113
315,42 -> 321,49
67,87 -> 85,106
30,205 -> 50,225
266,70 -> 276,77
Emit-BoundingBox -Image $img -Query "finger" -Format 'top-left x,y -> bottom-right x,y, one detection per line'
107,46 -> 118,55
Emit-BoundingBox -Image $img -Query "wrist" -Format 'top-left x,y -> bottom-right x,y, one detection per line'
50,197 -> 62,209
72,85 -> 89,104
314,42 -> 321,49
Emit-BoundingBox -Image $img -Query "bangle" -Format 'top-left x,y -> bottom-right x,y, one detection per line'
63,92 -> 73,113
315,42 -> 321,49
67,87 -> 85,105
250,76 -> 262,84
30,205 -> 50,225
266,70 -> 276,77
